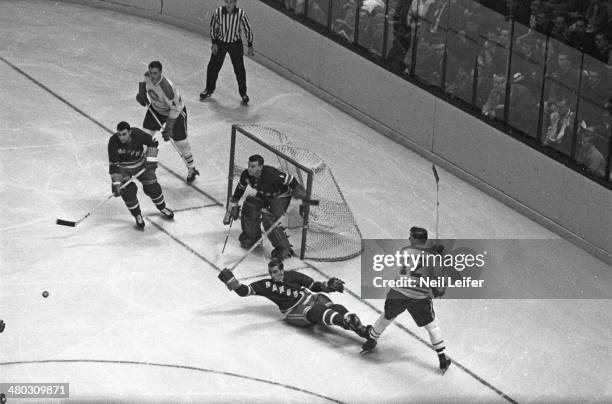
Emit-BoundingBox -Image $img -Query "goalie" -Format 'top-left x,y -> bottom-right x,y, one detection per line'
219,258 -> 376,345
224,154 -> 307,260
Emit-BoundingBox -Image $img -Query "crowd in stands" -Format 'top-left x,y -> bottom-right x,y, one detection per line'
273,0 -> 611,180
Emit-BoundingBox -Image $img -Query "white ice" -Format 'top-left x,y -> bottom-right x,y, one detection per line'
0,1 -> 610,403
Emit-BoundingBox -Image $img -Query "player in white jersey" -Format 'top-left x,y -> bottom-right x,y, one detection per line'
362,227 -> 452,374
136,61 -> 199,183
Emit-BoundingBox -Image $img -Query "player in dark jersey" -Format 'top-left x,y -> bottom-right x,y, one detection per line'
218,258 -> 376,346
108,121 -> 174,230
361,227 -> 451,373
223,154 -> 308,260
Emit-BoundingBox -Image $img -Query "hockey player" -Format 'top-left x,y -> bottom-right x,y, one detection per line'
223,154 -> 307,260
218,258 -> 376,344
136,60 -> 200,183
108,121 -> 174,230
362,227 -> 452,373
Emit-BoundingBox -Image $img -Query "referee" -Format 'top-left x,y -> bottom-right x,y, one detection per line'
200,0 -> 254,105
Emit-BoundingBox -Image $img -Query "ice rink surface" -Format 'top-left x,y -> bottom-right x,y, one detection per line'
0,1 -> 611,403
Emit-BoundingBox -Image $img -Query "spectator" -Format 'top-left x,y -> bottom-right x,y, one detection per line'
592,32 -> 611,63
307,0 -> 329,25
512,38 -> 542,96
528,0 -> 543,28
567,16 -> 593,52
447,64 -> 475,101
284,0 -> 305,14
544,98 -> 575,155
386,0 -> 413,72
585,0 -> 608,33
358,0 -> 386,55
508,72 -> 540,135
505,0 -> 531,24
482,72 -> 508,117
481,72 -> 538,132
582,67 -> 609,105
549,13 -> 570,41
604,0 -> 612,40
547,51 -> 579,105
533,7 -> 553,35
576,125 -> 607,175
333,0 -> 357,42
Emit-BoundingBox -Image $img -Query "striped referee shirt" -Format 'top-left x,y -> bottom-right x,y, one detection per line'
210,6 -> 254,47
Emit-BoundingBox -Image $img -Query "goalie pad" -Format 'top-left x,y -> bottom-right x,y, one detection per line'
239,196 -> 263,248
262,210 -> 292,252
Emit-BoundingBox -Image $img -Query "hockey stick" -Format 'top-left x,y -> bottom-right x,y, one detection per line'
301,198 -> 320,206
432,164 -> 440,239
147,104 -> 185,162
228,214 -> 286,272
221,217 -> 233,254
56,168 -> 146,227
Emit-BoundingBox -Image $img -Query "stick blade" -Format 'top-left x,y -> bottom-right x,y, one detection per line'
432,164 -> 440,183
56,219 -> 76,227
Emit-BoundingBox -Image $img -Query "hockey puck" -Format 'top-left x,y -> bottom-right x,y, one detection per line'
42,291 -> 49,298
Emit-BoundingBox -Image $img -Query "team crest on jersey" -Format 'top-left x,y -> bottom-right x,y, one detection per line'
265,281 -> 301,298
147,90 -> 160,102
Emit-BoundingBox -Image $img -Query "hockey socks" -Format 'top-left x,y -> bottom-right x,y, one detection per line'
174,139 -> 195,169
424,318 -> 451,372
370,314 -> 393,339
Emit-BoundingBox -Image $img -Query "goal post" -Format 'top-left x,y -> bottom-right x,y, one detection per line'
228,124 -> 362,261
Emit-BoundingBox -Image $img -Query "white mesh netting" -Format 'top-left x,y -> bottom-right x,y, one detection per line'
231,125 -> 362,261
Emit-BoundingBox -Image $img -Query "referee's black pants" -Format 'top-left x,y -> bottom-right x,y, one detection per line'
205,39 -> 247,96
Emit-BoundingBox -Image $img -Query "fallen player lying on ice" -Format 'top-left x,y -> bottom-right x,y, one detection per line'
218,258 -> 376,346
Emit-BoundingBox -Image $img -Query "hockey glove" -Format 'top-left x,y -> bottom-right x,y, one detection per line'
223,202 -> 240,225
111,174 -> 124,197
230,204 -> 240,220
432,287 -> 446,298
299,204 -> 307,218
145,147 -> 158,171
162,118 -> 176,141
218,268 -> 240,291
136,82 -> 149,107
292,184 -> 308,200
327,277 -> 345,293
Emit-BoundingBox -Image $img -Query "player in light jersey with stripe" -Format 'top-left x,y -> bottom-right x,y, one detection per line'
362,227 -> 452,373
136,60 -> 199,183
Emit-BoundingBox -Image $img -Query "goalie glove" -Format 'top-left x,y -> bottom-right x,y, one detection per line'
162,118 -> 176,141
223,201 -> 240,225
136,81 -> 149,106
327,277 -> 345,293
292,184 -> 307,200
218,268 -> 240,291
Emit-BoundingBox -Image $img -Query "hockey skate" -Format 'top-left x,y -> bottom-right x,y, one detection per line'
343,313 -> 370,338
439,356 -> 452,374
240,94 -> 250,105
360,326 -> 378,354
199,90 -> 213,101
134,214 -> 145,230
186,167 -> 200,183
159,207 -> 174,220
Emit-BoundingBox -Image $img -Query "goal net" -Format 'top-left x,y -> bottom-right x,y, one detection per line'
228,124 -> 362,261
